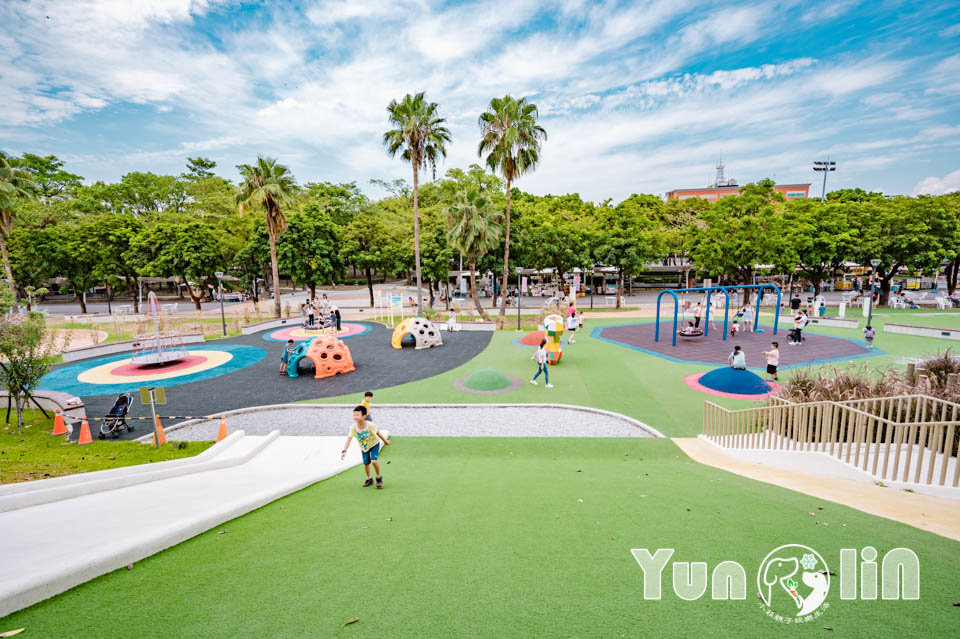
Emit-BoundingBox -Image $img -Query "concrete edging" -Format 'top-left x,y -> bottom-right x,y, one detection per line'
806,317 -> 859,328
0,431 -> 283,514
239,318 -> 298,335
884,323 -> 960,341
154,402 -> 666,439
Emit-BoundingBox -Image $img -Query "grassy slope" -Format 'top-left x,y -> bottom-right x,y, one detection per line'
0,410 -> 212,484
307,312 -> 959,438
3,438 -> 956,637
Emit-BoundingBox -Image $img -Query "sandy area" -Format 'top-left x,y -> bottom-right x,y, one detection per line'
49,329 -> 110,353
673,437 -> 960,542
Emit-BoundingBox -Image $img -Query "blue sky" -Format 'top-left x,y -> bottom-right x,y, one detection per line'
2,0 -> 959,201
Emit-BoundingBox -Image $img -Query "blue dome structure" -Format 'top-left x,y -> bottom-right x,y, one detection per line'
698,367 -> 772,395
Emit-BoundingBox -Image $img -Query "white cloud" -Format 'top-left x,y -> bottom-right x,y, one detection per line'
912,169 -> 960,196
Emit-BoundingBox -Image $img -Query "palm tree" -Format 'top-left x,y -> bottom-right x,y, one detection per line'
0,152 -> 38,281
446,188 -> 503,321
383,92 -> 451,314
236,157 -> 299,318
478,95 -> 546,327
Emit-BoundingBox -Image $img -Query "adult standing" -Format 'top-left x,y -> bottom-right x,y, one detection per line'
332,303 -> 341,331
693,302 -> 703,329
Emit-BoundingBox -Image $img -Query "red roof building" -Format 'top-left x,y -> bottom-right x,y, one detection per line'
665,162 -> 811,202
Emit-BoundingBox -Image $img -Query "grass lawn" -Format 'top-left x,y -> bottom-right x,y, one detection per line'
3,437 -> 956,637
0,410 -> 212,484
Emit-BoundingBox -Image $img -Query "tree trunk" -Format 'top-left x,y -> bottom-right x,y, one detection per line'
497,180 -> 513,328
76,288 -> 87,314
469,254 -> 489,321
309,282 -> 316,301
182,277 -> 203,311
129,275 -> 140,313
268,228 -> 282,318
428,280 -> 435,308
366,267 -> 374,307
412,162 -> 423,314
947,257 -> 959,295
0,230 -> 13,282
880,275 -> 892,307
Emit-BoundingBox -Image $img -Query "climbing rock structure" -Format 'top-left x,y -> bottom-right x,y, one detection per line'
287,335 -> 355,379
392,317 -> 444,350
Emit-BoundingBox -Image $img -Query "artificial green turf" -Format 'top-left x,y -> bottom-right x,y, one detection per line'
463,368 -> 512,391
4,438 -> 957,638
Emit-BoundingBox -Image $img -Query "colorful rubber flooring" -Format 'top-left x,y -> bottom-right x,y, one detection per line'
40,322 -> 492,440
263,323 -> 369,342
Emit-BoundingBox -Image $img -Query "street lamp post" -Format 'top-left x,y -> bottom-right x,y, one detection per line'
515,266 -> 522,331
215,271 -> 226,337
868,259 -> 880,326
813,159 -> 837,201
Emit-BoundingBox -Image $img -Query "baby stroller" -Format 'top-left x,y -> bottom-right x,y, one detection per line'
98,393 -> 135,439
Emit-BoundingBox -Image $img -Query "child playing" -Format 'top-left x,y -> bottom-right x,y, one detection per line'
530,338 -> 553,388
566,311 -> 578,343
727,345 -> 746,370
361,391 -> 374,422
863,325 -> 877,349
730,319 -> 741,336
341,405 -> 390,488
762,342 -> 779,381
279,339 -> 295,375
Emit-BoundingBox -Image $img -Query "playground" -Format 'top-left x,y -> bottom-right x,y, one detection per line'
3,304 -> 960,637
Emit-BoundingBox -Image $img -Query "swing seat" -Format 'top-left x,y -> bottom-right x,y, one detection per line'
678,329 -> 704,338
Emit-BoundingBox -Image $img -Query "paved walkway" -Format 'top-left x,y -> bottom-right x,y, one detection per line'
673,437 -> 960,541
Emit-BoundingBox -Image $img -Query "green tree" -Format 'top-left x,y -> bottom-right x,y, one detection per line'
850,196 -> 956,305
85,214 -> 146,312
688,179 -> 786,302
478,95 -> 547,326
383,92 -> 452,313
301,182 -> 368,226
277,208 -> 344,300
779,200 -> 856,297
446,188 -> 503,320
9,227 -> 60,309
235,157 -> 299,318
0,282 -> 58,435
0,151 -> 39,280
342,206 -> 403,307
182,157 -> 217,181
515,194 -> 592,288
50,219 -> 104,314
10,153 -> 83,201
131,218 -> 225,310
940,193 -> 960,295
593,196 -> 666,308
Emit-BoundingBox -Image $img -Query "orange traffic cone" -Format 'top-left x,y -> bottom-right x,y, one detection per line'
216,417 -> 228,442
153,416 -> 167,447
51,409 -> 67,436
77,417 -> 93,445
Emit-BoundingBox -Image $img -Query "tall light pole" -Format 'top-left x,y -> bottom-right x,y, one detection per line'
868,258 -> 880,326
813,159 -> 836,201
215,271 -> 226,337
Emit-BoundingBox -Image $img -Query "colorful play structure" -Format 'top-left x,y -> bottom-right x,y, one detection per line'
543,314 -> 564,364
392,317 -> 443,350
130,291 -> 188,365
286,335 -> 355,379
655,284 -> 782,346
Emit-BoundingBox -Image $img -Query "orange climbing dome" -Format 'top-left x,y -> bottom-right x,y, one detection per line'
304,335 -> 355,379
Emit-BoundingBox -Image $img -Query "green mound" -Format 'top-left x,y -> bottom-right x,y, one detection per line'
464,368 -> 511,391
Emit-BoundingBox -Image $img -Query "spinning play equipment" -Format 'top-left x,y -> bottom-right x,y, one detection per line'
287,335 -> 355,379
392,317 -> 443,350
543,314 -> 564,364
655,284 -> 782,346
131,292 -> 188,365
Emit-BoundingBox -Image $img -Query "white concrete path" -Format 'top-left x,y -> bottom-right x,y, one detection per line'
0,433 -> 371,618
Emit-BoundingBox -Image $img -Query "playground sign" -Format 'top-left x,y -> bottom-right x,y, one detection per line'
139,386 -> 166,405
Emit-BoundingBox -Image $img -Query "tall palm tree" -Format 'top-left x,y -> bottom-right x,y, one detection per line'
446,188 -> 503,321
236,157 -> 299,318
383,92 -> 451,314
0,152 -> 38,281
478,95 -> 546,327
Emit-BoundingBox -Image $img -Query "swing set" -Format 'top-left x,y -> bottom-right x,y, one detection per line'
655,284 -> 782,347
